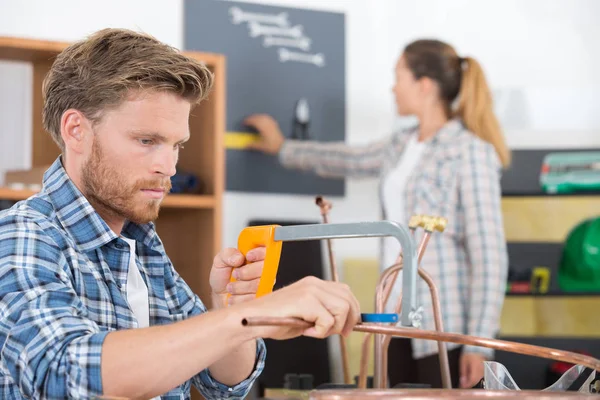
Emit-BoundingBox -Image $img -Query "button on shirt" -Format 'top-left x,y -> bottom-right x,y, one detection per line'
0,157 -> 266,399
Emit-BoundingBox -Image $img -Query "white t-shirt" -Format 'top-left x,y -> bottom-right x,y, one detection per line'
123,237 -> 150,329
381,135 -> 427,272
123,237 -> 161,399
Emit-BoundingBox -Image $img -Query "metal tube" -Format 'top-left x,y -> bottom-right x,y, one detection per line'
376,230 -> 427,319
372,225 -> 436,389
315,196 -> 340,282
358,331 -> 372,389
380,264 -> 451,389
373,261 -> 403,389
315,195 -> 351,384
379,217 -> 449,388
308,389 -> 598,399
241,317 -> 600,373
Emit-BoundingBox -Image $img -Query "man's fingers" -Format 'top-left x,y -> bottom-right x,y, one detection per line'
233,261 -> 263,281
245,247 -> 266,262
292,278 -> 362,338
324,295 -> 351,336
227,278 -> 260,295
308,283 -> 356,337
228,294 -> 256,305
319,281 -> 361,334
339,282 -> 361,332
214,248 -> 244,269
303,311 -> 335,338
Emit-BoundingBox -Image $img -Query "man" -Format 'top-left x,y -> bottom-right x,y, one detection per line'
0,28 -> 360,400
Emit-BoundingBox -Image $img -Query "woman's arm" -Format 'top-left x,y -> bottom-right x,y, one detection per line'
458,138 -> 509,358
244,114 -> 398,179
277,138 -> 392,179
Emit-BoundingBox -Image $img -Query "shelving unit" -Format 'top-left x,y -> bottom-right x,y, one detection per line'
496,149 -> 600,389
0,36 -> 225,310
498,193 -> 600,341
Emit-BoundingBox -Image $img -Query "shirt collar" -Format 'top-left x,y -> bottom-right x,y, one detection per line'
42,156 -> 158,252
430,118 -> 465,144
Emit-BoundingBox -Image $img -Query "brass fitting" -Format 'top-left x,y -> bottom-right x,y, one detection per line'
420,215 -> 448,232
408,214 -> 423,229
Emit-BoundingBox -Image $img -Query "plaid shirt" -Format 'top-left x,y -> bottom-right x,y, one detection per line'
279,119 -> 509,359
0,157 -> 265,399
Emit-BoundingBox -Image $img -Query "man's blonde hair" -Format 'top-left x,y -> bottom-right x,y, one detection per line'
42,28 -> 214,151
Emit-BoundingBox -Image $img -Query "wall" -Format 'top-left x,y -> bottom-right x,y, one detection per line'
221,0 -> 600,268
3,0 -> 599,265
221,0 -> 395,270
0,0 -> 183,184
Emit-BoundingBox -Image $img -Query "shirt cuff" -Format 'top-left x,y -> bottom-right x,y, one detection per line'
66,331 -> 110,397
278,140 -> 292,164
196,338 -> 266,399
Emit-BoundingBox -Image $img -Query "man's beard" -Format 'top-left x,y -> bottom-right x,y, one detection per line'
81,139 -> 172,226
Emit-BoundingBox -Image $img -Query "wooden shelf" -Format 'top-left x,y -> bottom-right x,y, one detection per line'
0,187 -> 38,201
0,187 -> 215,209
500,295 -> 600,338
506,291 -> 600,297
502,196 -> 600,242
0,36 -> 67,62
1,37 -> 225,381
163,194 -> 215,208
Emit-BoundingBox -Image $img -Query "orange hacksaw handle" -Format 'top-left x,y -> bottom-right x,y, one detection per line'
231,225 -> 283,299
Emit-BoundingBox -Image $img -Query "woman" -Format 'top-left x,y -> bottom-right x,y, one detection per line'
244,39 -> 509,389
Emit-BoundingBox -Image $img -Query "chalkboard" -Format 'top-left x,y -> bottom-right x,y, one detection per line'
183,0 -> 346,195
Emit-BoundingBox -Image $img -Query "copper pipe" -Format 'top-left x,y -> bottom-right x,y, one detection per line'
370,262 -> 404,387
308,389 -> 597,399
373,261 -> 403,389
315,196 -> 340,282
362,261 -> 450,388
241,317 -> 309,327
378,216 -> 449,388
376,232 -> 428,316
358,262 -> 402,389
380,264 -> 451,389
242,317 -> 600,373
378,216 -> 440,313
376,216 -> 427,316
364,215 -> 445,388
315,195 -> 351,385
374,227 -> 434,388
358,330 -> 373,388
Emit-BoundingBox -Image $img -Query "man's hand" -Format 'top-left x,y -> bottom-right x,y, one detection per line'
237,276 -> 361,341
209,247 -> 266,309
459,352 -> 486,388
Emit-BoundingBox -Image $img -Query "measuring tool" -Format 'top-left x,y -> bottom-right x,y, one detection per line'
224,131 -> 260,150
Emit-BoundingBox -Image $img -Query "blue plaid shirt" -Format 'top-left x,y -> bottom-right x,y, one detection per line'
0,157 -> 266,399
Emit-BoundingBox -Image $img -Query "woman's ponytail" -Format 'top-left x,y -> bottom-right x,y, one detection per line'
455,57 -> 511,168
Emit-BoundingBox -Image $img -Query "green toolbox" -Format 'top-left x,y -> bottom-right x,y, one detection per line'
539,151 -> 600,194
